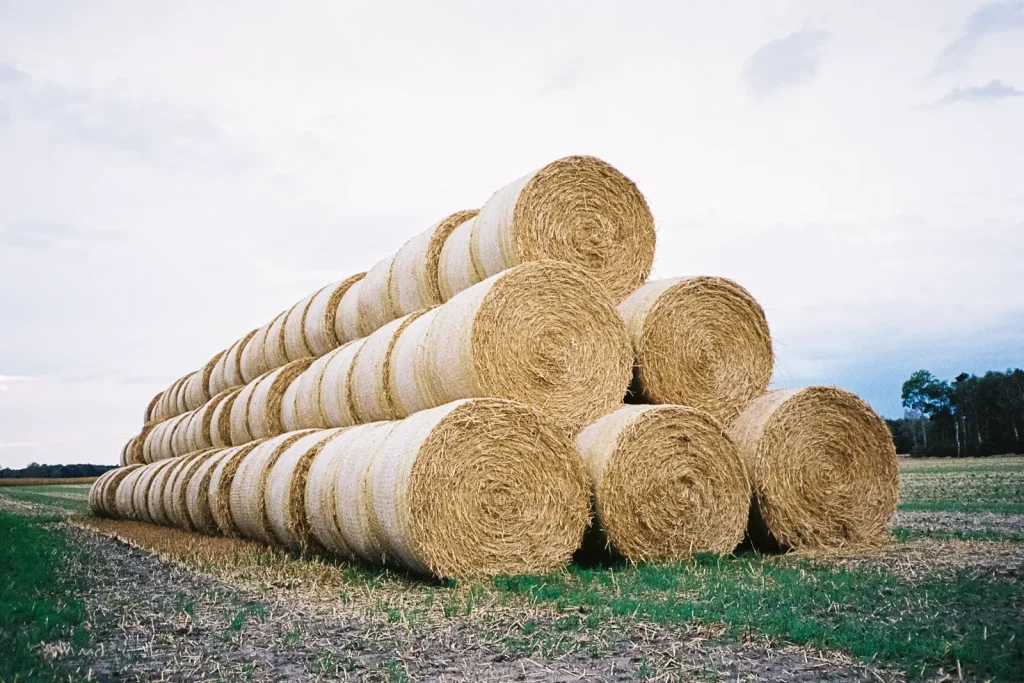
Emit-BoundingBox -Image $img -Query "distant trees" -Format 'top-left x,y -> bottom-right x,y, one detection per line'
0,463 -> 117,479
888,368 -> 1024,457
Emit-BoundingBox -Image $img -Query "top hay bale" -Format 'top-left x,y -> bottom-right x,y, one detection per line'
727,387 -> 899,550
619,276 -> 773,425
437,156 -> 655,304
576,405 -> 749,561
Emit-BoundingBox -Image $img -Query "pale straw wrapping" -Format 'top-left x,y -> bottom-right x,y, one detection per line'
349,312 -> 426,424
185,449 -> 233,534
229,431 -> 315,544
208,441 -> 265,537
264,428 -> 345,550
246,358 -> 314,439
390,210 -> 478,317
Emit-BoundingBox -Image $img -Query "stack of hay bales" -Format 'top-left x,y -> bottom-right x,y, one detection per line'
97,153 -> 899,578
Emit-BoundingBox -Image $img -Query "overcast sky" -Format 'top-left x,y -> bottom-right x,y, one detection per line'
2,1 -> 1022,467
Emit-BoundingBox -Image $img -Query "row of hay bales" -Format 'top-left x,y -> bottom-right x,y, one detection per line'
146,156 -> 656,424
96,388 -> 897,578
102,154 -> 899,579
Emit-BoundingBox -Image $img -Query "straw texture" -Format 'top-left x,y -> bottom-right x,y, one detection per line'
727,387 -> 899,550
229,432 -> 315,544
390,260 -> 633,434
390,210 -> 478,317
241,315 -> 284,383
619,276 -> 773,425
282,293 -> 316,361
304,274 -> 365,356
369,398 -> 591,578
318,340 -> 366,430
264,429 -> 345,550
350,312 -> 426,424
576,405 -> 750,561
185,450 -> 233,534
437,156 -> 654,303
247,359 -> 314,439
208,441 -> 265,537
211,387 -> 243,448
91,465 -> 142,517
114,466 -> 146,519
306,422 -> 396,562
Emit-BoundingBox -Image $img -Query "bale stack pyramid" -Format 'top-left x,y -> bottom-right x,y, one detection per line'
93,154 -> 899,579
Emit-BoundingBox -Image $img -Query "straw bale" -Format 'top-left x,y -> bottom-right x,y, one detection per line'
727,387 -> 899,550
247,358 -> 314,440
307,422 -> 397,562
113,465 -> 147,519
264,429 -> 345,550
619,276 -> 773,424
229,432 -> 315,544
211,387 -> 243,447
437,156 -> 654,303
282,292 -> 316,361
305,274 -> 365,356
208,441 -> 266,537
349,312 -> 426,424
390,260 -> 632,433
576,404 -> 749,561
390,210 -> 478,317
241,315 -> 282,383
186,449 -> 233,534
368,398 -> 590,578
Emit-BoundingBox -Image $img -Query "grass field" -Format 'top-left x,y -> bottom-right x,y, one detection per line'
1,458 -> 1022,681
0,477 -> 100,487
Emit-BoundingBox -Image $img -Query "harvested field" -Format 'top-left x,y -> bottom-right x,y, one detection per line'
0,477 -> 100,486
3,457 -> 1022,681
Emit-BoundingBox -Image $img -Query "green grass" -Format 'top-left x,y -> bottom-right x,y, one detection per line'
0,510 -> 88,682
490,554 -> 1023,680
0,488 -> 91,515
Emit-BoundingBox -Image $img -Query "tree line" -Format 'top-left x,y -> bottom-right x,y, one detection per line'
887,368 -> 1024,457
0,463 -> 118,479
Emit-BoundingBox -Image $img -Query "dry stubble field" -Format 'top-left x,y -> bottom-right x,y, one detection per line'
1,457 -> 1022,682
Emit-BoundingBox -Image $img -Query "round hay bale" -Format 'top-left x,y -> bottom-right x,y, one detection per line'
191,388 -> 235,451
171,411 -> 198,457
229,432 -> 315,544
265,429 -> 345,550
168,450 -> 219,530
265,310 -> 290,371
437,156 -> 654,303
305,274 -> 365,356
183,351 -> 224,411
133,459 -> 176,523
186,449 -> 233,534
349,312 -> 426,424
282,292 -> 316,361
208,441 -> 266,537
113,465 -> 147,519
369,398 -> 591,578
576,405 -> 750,561
319,339 -> 367,429
102,465 -> 144,517
390,260 -> 633,433
130,424 -> 154,465
307,422 -> 397,562
358,254 -> 399,338
240,316 -> 281,384
175,372 -> 197,416
211,387 -> 244,448
148,457 -> 185,526
389,210 -> 478,318
141,421 -> 165,464
144,391 -> 163,424
229,370 -> 272,446
727,387 -> 899,550
89,469 -> 117,515
220,329 -> 258,391
619,276 -> 773,425
334,278 -> 364,346
208,347 -> 231,396
247,358 -> 314,440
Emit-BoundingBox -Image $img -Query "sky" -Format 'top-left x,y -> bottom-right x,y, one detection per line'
1,1 -> 1022,467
